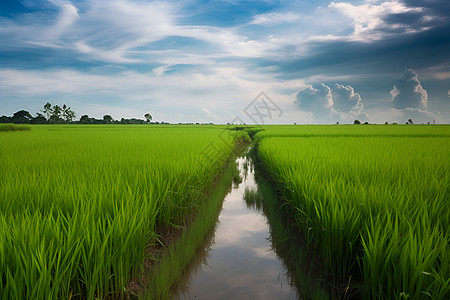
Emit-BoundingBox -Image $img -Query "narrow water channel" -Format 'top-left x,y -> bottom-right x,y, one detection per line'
173,154 -> 299,299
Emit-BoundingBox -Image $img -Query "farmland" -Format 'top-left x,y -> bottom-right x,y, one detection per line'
256,125 -> 449,299
0,125 -> 248,299
0,124 -> 449,299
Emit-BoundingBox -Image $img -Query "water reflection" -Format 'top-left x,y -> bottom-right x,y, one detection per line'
173,155 -> 298,299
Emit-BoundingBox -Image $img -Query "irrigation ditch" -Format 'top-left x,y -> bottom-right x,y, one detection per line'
172,152 -> 300,299
130,129 -> 357,299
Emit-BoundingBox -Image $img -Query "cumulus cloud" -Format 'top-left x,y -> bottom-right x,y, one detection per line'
390,69 -> 442,123
391,68 -> 427,109
332,83 -> 364,114
296,84 -> 333,119
296,83 -> 366,123
390,106 -> 442,124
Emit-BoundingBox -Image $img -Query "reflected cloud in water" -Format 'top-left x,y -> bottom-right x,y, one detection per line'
174,156 -> 298,299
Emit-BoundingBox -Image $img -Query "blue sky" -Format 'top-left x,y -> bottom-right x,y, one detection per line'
0,0 -> 449,124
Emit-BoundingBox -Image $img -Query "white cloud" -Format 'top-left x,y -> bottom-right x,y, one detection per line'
296,83 -> 368,123
45,3 -> 79,40
251,12 -> 301,25
0,0 -> 443,66
389,69 -> 444,123
201,106 -> 222,121
68,0 -> 178,62
0,66 -> 298,123
398,107 -> 441,124
3,0 -> 279,63
332,83 -> 363,114
177,26 -> 270,57
328,0 -> 430,41
296,84 -> 333,117
391,69 -> 428,109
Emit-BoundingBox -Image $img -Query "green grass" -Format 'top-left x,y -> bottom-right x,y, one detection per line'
256,126 -> 450,299
2,124 -> 448,299
0,124 -> 31,132
0,125 -> 245,299
256,124 -> 450,139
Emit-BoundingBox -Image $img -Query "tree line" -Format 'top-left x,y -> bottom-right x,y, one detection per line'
0,103 -> 158,125
353,118 -> 422,125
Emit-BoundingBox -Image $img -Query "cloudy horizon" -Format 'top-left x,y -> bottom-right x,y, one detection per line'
1,0 -> 449,124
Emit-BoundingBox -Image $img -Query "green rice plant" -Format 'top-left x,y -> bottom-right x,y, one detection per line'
0,125 -> 243,299
257,131 -> 449,299
0,124 -> 31,132
255,124 -> 450,140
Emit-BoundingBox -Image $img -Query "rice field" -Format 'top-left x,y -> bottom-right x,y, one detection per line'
0,125 -> 244,299
1,124 -> 449,299
0,124 -> 30,132
256,125 -> 450,299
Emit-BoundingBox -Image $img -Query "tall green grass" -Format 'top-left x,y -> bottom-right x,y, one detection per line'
0,124 -> 30,132
256,124 -> 450,139
0,125 -> 241,299
257,130 -> 449,299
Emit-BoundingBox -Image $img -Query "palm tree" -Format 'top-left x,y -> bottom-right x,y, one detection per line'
144,113 -> 152,123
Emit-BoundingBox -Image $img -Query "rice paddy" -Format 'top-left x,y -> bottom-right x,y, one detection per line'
0,125 -> 246,299
1,124 -> 449,299
256,125 -> 450,299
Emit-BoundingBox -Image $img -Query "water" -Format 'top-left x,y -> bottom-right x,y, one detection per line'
174,155 -> 299,299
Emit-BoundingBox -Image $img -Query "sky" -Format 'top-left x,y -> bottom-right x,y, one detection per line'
0,0 -> 449,124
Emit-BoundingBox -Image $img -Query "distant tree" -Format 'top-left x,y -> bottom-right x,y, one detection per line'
12,110 -> 33,124
0,115 -> 11,123
353,119 -> 361,124
407,118 -> 414,124
62,104 -> 76,123
42,102 -> 52,120
144,113 -> 152,123
49,105 -> 64,124
80,115 -> 91,124
364,121 -> 369,125
385,121 -> 389,124
30,113 -> 47,124
42,102 -> 75,124
131,118 -> 146,124
103,115 -> 113,124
